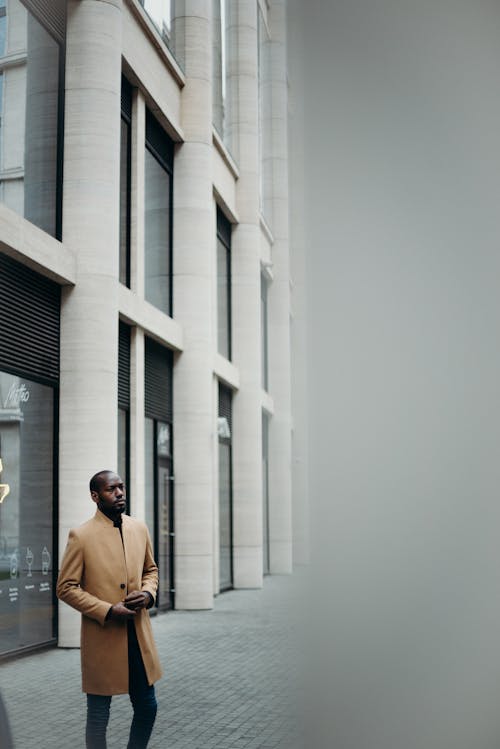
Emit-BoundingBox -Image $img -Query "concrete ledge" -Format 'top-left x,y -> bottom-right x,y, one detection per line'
214,353 -> 240,390
261,389 -> 274,415
0,203 -> 76,285
212,127 -> 240,180
119,284 -> 184,351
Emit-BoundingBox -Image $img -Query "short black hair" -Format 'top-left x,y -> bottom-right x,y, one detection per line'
89,470 -> 113,494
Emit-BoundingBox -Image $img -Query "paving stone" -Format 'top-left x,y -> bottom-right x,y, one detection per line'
0,576 -> 302,749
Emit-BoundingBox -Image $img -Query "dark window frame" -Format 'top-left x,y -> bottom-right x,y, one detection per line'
217,208 -> 232,360
218,382 -> 233,591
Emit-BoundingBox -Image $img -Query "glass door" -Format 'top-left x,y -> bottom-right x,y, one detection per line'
156,422 -> 173,609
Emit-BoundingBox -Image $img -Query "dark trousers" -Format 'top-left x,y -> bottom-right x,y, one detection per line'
86,622 -> 158,749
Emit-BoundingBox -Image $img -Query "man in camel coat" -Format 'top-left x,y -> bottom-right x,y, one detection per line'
57,470 -> 163,749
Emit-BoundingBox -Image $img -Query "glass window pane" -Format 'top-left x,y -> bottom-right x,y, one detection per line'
156,422 -> 171,609
119,117 -> 130,287
261,275 -> 268,390
117,408 -> 128,502
217,237 -> 230,359
218,441 -> 232,590
0,5 -> 61,237
0,372 -> 54,654
144,148 -> 171,315
144,417 -> 155,543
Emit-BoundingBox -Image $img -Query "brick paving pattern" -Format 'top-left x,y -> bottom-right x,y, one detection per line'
1,576 -> 302,749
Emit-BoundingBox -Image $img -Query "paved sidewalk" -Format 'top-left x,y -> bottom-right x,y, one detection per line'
1,576 -> 302,749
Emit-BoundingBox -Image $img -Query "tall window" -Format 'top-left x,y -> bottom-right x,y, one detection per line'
258,5 -> 272,225
212,0 -> 235,155
262,412 -> 270,574
117,321 -> 130,504
217,208 -> 232,360
139,0 -> 184,68
0,1 -> 6,57
144,110 -> 174,316
218,383 -> 233,591
144,337 -> 174,610
119,77 -> 132,288
0,1 -> 64,238
261,274 -> 269,390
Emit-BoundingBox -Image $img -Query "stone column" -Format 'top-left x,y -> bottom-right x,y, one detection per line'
267,0 -> 293,573
228,0 -> 263,588
58,0 -> 122,646
287,0 -> 310,566
172,0 -> 214,609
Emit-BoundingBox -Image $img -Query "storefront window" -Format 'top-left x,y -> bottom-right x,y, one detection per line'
0,371 -> 54,655
218,383 -> 233,591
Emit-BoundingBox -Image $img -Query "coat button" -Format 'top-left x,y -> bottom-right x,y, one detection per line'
120,583 -> 126,589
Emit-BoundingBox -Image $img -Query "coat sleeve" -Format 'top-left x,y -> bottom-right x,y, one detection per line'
141,527 -> 159,604
56,529 -> 112,626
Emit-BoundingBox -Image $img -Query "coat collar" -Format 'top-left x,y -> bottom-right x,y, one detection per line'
94,508 -> 129,527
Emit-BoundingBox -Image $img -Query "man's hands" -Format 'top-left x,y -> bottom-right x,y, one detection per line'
108,591 -> 151,621
124,590 -> 150,611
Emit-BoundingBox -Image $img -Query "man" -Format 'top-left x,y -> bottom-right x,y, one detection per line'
57,470 -> 163,749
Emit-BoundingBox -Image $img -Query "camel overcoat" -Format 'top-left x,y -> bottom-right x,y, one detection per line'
56,510 -> 163,695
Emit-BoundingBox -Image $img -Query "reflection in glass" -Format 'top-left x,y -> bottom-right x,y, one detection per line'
0,371 -> 54,655
212,0 -> 235,156
140,0 -> 185,70
0,2 -> 6,58
261,275 -> 269,390
143,0 -> 171,36
262,413 -> 270,574
0,0 -> 61,237
217,236 -> 230,359
119,116 -> 131,287
156,421 -> 171,609
144,417 -> 155,543
117,408 -> 129,505
219,440 -> 232,590
144,148 -> 171,315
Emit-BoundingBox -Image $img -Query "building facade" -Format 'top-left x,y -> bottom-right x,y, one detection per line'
0,0 -> 295,655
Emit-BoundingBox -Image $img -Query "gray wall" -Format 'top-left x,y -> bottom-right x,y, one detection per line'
289,1 -> 500,747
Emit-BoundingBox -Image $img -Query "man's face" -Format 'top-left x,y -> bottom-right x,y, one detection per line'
91,472 -> 126,516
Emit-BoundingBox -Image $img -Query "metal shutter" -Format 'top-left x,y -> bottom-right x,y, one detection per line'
121,76 -> 132,122
0,254 -> 60,384
146,110 -> 174,172
144,337 -> 173,422
217,208 -> 231,249
118,322 -> 130,410
218,383 -> 232,430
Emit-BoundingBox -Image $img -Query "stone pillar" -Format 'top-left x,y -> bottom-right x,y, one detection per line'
172,0 -> 214,609
287,0 -> 310,566
267,0 -> 293,573
229,0 -> 263,588
58,0 -> 122,646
